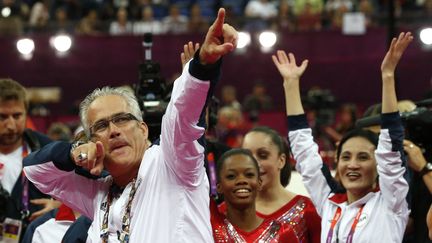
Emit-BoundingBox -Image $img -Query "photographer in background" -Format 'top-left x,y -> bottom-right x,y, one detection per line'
357,99 -> 432,243
242,81 -> 274,113
404,139 -> 432,243
402,102 -> 432,243
0,78 -> 58,242
303,87 -> 338,167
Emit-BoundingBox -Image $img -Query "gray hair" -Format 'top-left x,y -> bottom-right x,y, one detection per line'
79,86 -> 143,137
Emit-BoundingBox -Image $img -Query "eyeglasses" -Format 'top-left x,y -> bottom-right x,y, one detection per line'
89,112 -> 138,135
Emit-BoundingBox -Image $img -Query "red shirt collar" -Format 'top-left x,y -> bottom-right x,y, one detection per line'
55,204 -> 76,222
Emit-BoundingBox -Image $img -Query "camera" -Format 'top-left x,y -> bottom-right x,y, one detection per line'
303,88 -> 336,126
402,107 -> 432,152
356,99 -> 432,154
134,33 -> 169,142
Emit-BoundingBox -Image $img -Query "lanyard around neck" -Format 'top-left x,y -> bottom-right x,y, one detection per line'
207,152 -> 217,196
100,178 -> 138,243
21,144 -> 30,219
326,204 -> 365,243
0,144 -> 30,218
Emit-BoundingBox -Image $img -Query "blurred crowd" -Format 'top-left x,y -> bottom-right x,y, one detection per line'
0,0 -> 431,36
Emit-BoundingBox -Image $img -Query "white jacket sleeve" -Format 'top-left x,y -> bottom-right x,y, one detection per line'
23,141 -> 108,219
288,115 -> 332,215
290,128 -> 332,215
159,57 -> 221,188
25,162 -> 107,219
375,112 -> 409,213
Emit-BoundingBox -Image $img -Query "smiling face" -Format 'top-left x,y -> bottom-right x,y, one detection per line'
217,153 -> 261,210
87,95 -> 148,179
337,136 -> 378,201
242,131 -> 285,190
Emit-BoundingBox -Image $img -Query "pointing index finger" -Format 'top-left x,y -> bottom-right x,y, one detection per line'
211,8 -> 226,36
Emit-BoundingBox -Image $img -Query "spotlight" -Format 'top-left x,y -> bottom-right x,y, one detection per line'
258,31 -> 277,49
51,34 -> 72,53
16,38 -> 35,56
1,7 -> 11,17
237,32 -> 251,49
419,28 -> 432,45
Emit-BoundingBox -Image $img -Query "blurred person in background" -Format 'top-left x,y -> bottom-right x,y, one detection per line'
216,106 -> 245,148
324,103 -> 358,144
0,78 -> 58,242
109,7 -> 132,35
404,139 -> 432,243
294,0 -> 324,15
220,85 -> 241,110
242,82 -> 273,113
425,0 -> 432,18
50,7 -> 74,33
324,0 -> 352,29
358,0 -> 376,27
28,0 -> 49,32
244,0 -> 277,31
75,9 -> 102,35
188,3 -> 209,33
50,0 -> 81,20
162,4 -> 188,34
329,3 -> 349,29
296,2 -> 323,31
274,0 -> 296,32
47,122 -> 72,141
133,6 -> 164,35
0,0 -> 24,35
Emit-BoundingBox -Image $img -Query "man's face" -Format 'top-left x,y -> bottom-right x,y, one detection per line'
0,100 -> 26,148
87,95 -> 148,177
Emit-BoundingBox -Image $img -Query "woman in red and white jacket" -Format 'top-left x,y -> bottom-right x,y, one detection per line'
272,32 -> 413,242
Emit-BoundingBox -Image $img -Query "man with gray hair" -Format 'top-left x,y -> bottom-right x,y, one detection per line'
23,8 -> 237,242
